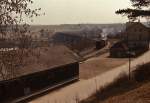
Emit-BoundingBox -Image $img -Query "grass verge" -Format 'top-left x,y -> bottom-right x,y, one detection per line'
81,63 -> 150,103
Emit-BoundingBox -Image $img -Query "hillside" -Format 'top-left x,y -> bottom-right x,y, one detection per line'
102,82 -> 150,103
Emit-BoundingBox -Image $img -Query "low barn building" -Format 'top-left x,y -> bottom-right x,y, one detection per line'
110,22 -> 150,58
52,31 -> 107,52
52,32 -> 95,51
0,45 -> 79,103
110,41 -> 129,58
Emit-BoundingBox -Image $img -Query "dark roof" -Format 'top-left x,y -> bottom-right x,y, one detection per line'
54,32 -> 82,38
55,30 -> 83,37
110,41 -> 128,50
55,29 -> 102,38
126,22 -> 149,31
120,22 -> 150,33
0,45 -> 79,81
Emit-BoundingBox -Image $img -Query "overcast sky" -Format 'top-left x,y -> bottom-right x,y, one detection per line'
29,0 -> 131,25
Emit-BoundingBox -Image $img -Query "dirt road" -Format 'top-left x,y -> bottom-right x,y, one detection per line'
29,50 -> 150,103
80,53 -> 128,79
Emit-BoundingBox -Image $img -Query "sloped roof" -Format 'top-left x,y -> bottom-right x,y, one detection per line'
110,41 -> 128,50
120,22 -> 150,33
126,22 -> 149,31
54,31 -> 82,38
0,45 -> 79,81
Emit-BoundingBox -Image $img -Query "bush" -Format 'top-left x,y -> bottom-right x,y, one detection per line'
133,63 -> 150,82
97,73 -> 134,100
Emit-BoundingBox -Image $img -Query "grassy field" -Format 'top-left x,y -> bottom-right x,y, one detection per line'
102,82 -> 150,103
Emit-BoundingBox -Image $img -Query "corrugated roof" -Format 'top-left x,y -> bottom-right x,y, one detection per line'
0,45 -> 79,81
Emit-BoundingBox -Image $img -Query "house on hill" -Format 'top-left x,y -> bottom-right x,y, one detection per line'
123,22 -> 150,50
110,41 -> 128,58
0,45 -> 79,103
110,22 -> 150,57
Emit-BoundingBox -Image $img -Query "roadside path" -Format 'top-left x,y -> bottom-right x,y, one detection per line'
29,50 -> 150,103
82,42 -> 110,60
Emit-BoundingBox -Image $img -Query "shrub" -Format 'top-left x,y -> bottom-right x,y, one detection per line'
133,63 -> 150,82
98,73 -> 133,100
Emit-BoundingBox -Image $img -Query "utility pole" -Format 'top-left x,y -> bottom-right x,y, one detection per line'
129,52 -> 131,80
127,25 -> 131,80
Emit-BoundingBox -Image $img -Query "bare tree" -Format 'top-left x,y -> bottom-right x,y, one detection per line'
0,0 -> 41,80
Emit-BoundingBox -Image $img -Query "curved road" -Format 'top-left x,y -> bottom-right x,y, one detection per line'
29,50 -> 150,103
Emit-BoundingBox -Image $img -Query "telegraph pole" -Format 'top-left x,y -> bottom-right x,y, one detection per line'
127,25 -> 131,80
129,52 -> 131,80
